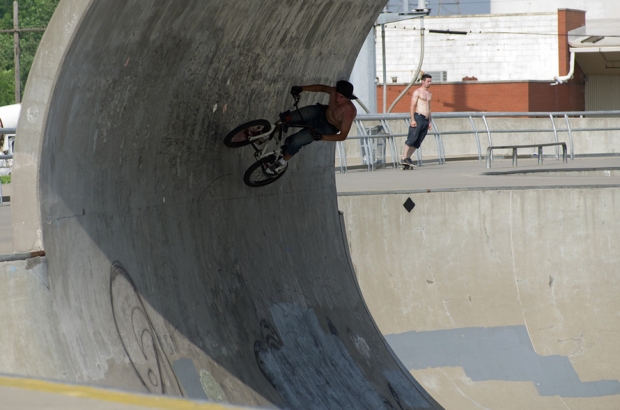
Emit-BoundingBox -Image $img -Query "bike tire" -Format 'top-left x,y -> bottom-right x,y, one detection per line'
243,155 -> 287,187
224,119 -> 271,148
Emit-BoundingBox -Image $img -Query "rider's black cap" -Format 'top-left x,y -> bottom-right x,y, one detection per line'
336,80 -> 358,100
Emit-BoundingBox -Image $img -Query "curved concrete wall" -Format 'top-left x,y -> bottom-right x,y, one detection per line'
10,1 -> 441,409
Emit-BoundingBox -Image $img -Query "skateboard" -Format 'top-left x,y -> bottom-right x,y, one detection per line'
400,161 -> 416,170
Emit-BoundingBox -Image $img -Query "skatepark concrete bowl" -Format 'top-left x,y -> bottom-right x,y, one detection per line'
8,2 -> 620,409
7,1 -> 442,409
337,174 -> 620,409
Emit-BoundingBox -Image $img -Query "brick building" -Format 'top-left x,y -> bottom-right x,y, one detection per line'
375,9 -> 587,113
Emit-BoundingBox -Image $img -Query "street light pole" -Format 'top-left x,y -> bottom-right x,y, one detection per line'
376,1 -> 430,113
382,23 -> 387,113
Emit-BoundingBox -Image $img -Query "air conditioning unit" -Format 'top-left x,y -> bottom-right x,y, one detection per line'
423,71 -> 447,82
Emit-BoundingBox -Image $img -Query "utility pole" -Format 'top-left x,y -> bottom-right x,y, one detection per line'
13,1 -> 20,103
0,1 -> 46,103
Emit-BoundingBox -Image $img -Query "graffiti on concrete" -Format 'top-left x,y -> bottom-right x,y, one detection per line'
109,261 -> 183,395
253,303 -> 435,410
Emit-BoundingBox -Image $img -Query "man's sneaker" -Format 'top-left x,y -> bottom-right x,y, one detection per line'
264,158 -> 288,176
400,158 -> 416,167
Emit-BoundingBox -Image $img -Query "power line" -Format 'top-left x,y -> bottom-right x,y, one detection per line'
384,25 -> 620,38
438,0 -> 461,15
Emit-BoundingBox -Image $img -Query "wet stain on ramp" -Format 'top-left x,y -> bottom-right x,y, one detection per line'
386,325 -> 620,398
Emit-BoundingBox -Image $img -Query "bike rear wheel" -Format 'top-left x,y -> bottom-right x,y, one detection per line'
243,155 -> 287,187
224,119 -> 271,148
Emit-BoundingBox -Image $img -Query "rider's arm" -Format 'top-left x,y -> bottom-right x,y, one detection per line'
299,84 -> 333,94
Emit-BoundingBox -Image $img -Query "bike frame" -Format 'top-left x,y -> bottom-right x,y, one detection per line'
252,124 -> 283,161
250,95 -> 309,163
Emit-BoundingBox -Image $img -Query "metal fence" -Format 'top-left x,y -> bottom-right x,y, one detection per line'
0,128 -> 15,207
339,111 -> 620,172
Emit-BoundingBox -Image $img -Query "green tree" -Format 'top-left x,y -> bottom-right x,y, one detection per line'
0,69 -> 14,105
0,0 -> 59,104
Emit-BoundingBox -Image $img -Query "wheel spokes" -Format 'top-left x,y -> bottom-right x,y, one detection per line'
232,125 -> 267,144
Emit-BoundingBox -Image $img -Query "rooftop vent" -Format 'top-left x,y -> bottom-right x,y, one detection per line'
423,71 -> 447,82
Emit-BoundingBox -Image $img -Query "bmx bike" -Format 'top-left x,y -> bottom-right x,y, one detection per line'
224,94 -> 311,188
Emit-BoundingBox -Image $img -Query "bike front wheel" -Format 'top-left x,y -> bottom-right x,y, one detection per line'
224,119 -> 271,148
243,156 -> 287,187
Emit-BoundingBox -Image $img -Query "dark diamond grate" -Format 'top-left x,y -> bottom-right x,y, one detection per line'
403,197 -> 415,213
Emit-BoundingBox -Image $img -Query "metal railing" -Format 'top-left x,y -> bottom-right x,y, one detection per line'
0,154 -> 12,206
339,111 -> 620,173
486,143 -> 567,169
0,129 -> 14,207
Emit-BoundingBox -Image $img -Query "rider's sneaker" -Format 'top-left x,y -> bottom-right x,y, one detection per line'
264,158 -> 288,176
400,158 -> 416,167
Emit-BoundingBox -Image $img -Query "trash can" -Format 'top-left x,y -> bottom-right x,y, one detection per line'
360,125 -> 387,167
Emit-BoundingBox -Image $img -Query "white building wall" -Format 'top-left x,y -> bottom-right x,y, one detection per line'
377,13 -> 559,83
491,0 -> 620,20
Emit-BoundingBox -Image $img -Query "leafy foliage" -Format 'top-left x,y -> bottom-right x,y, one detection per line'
0,0 -> 59,104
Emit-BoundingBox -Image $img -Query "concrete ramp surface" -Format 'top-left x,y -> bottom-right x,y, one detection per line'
7,1 -> 441,409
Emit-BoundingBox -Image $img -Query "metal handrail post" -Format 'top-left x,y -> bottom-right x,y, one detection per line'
485,147 -> 492,168
564,114 -> 574,160
366,134 -> 375,171
390,134 -> 398,167
482,115 -> 492,163
549,114 -> 559,159
538,146 -> 543,165
430,118 -> 444,164
335,142 -> 341,173
381,119 -> 398,168
469,115 -> 482,162
336,141 -> 346,173
355,119 -> 373,171
562,143 -> 567,162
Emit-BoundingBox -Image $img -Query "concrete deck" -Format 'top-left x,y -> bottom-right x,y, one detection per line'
336,156 -> 620,194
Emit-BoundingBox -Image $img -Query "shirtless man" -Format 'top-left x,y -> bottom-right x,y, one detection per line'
401,73 -> 432,168
269,81 -> 357,172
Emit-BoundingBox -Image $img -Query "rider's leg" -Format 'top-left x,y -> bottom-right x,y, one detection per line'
282,128 -> 314,158
279,104 -> 327,128
278,104 -> 335,161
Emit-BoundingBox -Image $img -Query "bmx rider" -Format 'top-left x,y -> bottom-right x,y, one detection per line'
269,80 -> 358,172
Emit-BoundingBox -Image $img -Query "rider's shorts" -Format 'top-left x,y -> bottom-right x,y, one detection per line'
406,112 -> 429,149
281,104 -> 340,157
